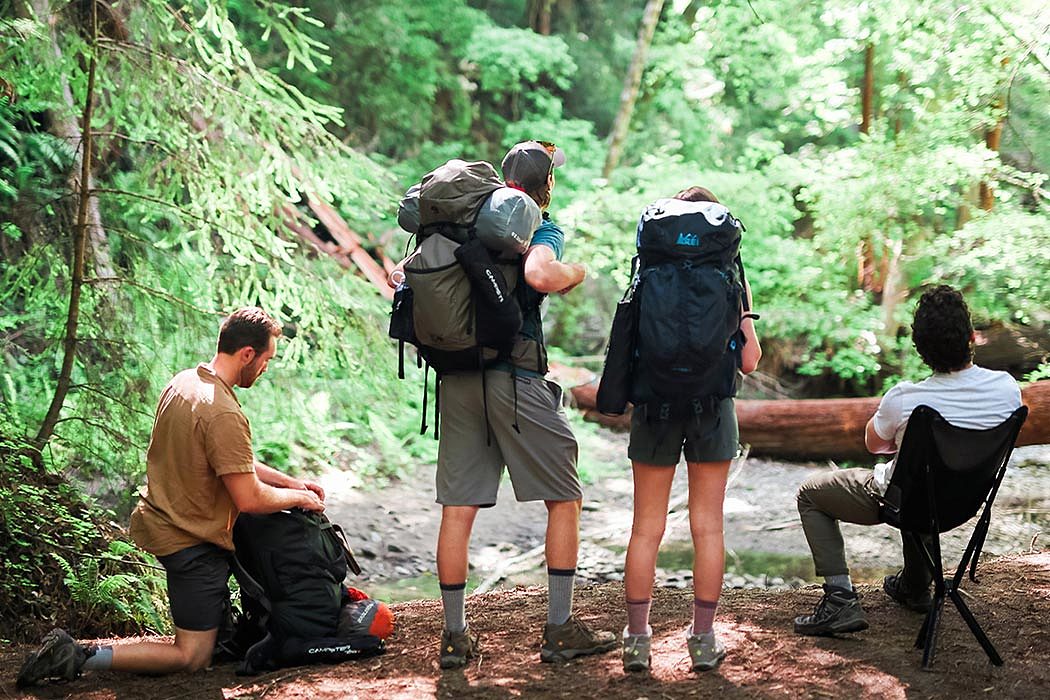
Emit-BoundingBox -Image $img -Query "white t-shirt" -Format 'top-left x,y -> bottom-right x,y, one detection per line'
871,364 -> 1022,494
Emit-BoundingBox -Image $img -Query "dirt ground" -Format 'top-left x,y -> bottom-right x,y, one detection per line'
4,551 -> 1049,699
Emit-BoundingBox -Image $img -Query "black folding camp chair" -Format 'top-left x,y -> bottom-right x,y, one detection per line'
877,403 -> 1028,669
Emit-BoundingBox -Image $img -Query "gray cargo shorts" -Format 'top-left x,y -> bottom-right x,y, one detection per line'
436,369 -> 582,506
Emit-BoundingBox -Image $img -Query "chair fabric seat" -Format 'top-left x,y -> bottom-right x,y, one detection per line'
876,404 -> 1028,669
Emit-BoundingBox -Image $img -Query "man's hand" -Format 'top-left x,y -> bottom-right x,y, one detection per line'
255,462 -> 325,502
296,488 -> 325,513
286,477 -> 326,503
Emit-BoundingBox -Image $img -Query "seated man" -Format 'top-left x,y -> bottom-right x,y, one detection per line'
793,285 -> 1022,636
18,307 -> 326,687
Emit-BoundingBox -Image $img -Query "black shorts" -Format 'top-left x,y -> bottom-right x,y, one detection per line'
157,543 -> 233,631
628,397 -> 739,466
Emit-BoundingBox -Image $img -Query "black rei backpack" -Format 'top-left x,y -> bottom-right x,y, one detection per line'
220,510 -> 387,675
597,198 -> 756,420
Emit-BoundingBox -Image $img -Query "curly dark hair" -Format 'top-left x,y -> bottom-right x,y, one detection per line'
911,285 -> 974,373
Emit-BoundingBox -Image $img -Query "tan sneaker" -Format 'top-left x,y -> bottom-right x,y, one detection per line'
686,628 -> 726,672
439,627 -> 479,669
621,626 -> 652,672
540,615 -> 617,663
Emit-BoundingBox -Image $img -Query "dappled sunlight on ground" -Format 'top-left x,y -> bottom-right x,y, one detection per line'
3,553 -> 1047,698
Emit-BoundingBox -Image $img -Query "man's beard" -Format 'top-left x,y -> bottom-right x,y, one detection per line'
238,357 -> 264,388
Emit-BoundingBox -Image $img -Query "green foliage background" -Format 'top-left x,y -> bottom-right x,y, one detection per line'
0,0 -> 1047,637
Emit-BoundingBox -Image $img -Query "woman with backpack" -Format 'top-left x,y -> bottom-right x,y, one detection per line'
619,186 -> 761,673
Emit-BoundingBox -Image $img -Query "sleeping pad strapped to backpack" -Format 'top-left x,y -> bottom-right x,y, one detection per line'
222,510 -> 393,675
596,198 -> 754,420
389,159 -> 542,436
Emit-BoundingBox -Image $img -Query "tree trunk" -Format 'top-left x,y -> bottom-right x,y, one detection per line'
979,119 -> 1003,211
570,380 -> 1050,460
32,0 -> 116,285
860,43 -> 874,135
34,0 -> 99,448
880,238 -> 904,338
601,0 -> 664,179
527,0 -> 553,35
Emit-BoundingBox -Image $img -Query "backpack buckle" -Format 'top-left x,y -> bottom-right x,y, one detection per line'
658,404 -> 671,421
691,398 -> 704,416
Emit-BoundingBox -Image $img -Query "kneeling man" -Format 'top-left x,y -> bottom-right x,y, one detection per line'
793,285 -> 1021,635
19,307 -> 326,687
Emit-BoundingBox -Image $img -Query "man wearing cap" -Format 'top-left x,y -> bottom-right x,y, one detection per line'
435,141 -> 617,668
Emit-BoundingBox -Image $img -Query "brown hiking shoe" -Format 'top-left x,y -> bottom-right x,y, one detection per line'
439,627 -> 479,669
16,628 -> 88,688
540,616 -> 617,662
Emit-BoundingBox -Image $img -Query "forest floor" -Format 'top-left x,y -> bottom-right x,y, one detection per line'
3,551 -> 1049,699
4,432 -> 1050,698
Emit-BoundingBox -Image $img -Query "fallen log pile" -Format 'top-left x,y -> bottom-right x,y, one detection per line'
570,379 -> 1050,461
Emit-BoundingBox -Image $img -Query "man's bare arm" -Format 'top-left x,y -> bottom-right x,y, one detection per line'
523,245 -> 586,294
255,461 -> 325,501
222,472 -> 324,514
865,417 -> 897,454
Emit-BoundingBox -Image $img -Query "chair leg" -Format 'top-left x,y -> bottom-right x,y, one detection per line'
920,593 -> 947,670
948,588 -> 1004,666
915,609 -> 931,650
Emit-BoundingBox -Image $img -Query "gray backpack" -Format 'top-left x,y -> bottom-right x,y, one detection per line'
390,161 -> 542,436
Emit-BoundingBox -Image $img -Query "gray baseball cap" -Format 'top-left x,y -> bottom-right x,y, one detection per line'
501,141 -> 566,191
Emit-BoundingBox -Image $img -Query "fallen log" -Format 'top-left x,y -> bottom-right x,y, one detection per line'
570,380 -> 1050,461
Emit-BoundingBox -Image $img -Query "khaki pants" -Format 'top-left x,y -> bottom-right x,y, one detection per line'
796,468 -> 933,591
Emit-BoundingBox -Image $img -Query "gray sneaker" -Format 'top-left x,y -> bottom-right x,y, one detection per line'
439,627 -> 479,670
686,628 -> 726,672
621,626 -> 652,672
16,628 -> 89,688
793,585 -> 869,636
540,615 -> 618,662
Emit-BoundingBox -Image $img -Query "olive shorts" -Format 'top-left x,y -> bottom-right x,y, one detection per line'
628,397 -> 739,466
436,369 -> 582,506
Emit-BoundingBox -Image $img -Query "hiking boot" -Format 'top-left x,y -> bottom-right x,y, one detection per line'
686,627 -> 726,672
621,626 -> 652,673
883,572 -> 933,613
439,627 -> 479,670
793,585 -> 869,636
540,616 -> 617,663
16,628 -> 88,688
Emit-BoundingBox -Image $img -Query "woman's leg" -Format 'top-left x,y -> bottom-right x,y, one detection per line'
686,459 -> 731,630
623,462 -> 676,634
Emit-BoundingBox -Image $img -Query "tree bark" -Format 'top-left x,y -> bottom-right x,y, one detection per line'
31,0 -> 116,284
570,380 -> 1050,460
601,0 -> 664,179
880,238 -> 903,338
860,43 -> 874,135
527,0 -> 553,35
35,0 -> 98,448
979,118 -> 1003,211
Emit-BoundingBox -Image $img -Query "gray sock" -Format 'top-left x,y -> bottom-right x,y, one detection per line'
439,582 -> 467,634
825,574 -> 853,591
82,646 -> 113,671
547,568 -> 575,625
